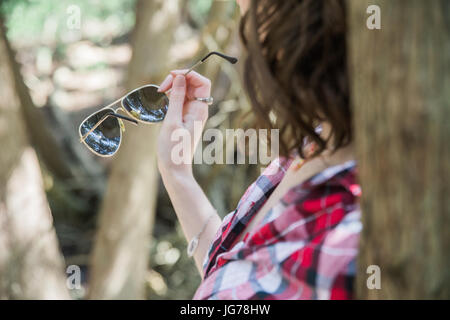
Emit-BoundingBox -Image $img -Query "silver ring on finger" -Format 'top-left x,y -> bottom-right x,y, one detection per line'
195,97 -> 214,106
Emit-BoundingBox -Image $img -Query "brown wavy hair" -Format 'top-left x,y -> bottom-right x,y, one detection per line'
239,0 -> 351,158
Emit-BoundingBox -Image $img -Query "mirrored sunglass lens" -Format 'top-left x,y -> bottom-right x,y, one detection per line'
80,109 -> 121,156
122,86 -> 169,122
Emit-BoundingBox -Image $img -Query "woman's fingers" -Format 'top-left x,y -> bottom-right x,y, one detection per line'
165,75 -> 186,126
159,70 -> 211,129
173,70 -> 212,98
159,70 -> 211,99
171,70 -> 211,90
158,74 -> 173,92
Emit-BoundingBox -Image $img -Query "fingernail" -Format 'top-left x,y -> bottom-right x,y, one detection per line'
158,75 -> 172,92
173,75 -> 186,88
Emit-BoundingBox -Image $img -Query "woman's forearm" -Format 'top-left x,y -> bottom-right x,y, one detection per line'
156,71 -> 219,275
160,170 -> 222,275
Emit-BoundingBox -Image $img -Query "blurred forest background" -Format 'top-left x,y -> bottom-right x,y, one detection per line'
0,0 -> 258,299
1,0 -> 448,300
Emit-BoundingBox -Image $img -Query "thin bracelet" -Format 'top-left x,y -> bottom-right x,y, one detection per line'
187,213 -> 214,257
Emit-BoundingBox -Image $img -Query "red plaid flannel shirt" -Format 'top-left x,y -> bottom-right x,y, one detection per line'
193,157 -> 361,300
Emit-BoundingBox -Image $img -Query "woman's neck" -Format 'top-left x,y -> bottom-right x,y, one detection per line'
319,143 -> 355,168
315,121 -> 354,167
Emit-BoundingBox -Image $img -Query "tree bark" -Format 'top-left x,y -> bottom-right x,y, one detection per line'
0,19 -> 70,300
1,14 -> 104,193
348,0 -> 450,299
88,0 -> 181,299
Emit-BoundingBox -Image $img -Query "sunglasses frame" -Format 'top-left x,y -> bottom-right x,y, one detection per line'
79,51 -> 238,157
78,84 -> 166,157
78,107 -> 125,158
119,84 -> 168,125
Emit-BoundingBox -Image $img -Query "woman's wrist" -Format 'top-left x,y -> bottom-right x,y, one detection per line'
157,157 -> 221,274
157,153 -> 193,179
159,163 -> 195,190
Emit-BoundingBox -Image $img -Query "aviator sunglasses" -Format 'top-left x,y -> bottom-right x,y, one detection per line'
79,51 -> 238,157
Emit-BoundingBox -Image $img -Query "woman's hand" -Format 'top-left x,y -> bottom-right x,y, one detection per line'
157,70 -> 211,178
156,72 -> 221,274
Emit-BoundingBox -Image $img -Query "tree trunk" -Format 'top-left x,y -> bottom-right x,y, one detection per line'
0,19 -> 70,300
88,0 -> 180,300
1,14 -> 104,193
348,0 -> 450,299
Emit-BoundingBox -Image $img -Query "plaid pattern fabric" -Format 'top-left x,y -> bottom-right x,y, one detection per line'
193,157 -> 361,300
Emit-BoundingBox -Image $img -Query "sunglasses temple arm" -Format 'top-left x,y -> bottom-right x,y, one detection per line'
184,60 -> 203,76
79,113 -> 138,143
184,51 -> 238,76
112,113 -> 139,124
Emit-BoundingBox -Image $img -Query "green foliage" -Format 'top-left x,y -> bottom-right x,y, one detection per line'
1,0 -> 136,42
188,0 -> 213,25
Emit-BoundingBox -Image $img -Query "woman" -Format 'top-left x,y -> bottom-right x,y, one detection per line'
156,0 -> 361,300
